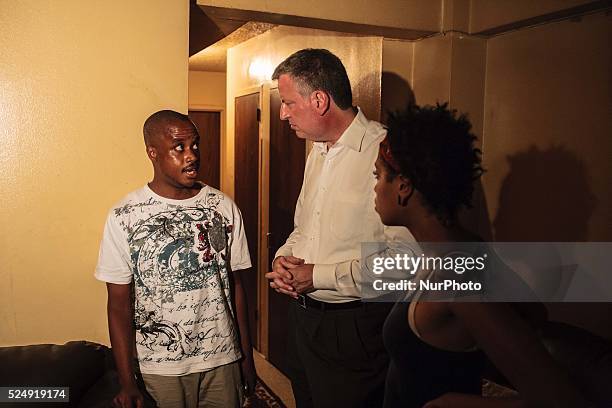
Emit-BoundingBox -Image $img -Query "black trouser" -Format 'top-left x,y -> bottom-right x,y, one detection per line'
286,300 -> 392,408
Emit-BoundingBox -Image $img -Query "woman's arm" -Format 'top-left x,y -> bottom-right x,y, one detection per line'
446,302 -> 586,408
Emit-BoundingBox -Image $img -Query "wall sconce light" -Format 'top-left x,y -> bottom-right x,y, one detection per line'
248,58 -> 273,81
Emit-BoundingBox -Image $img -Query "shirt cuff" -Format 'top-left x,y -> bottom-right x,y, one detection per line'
312,263 -> 336,290
273,248 -> 293,262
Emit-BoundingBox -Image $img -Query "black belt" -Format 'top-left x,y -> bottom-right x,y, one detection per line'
297,294 -> 362,311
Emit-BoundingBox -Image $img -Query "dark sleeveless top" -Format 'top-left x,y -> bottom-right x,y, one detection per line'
382,300 -> 485,407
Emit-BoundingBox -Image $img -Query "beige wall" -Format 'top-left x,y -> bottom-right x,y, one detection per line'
382,39 -> 415,122
381,8 -> 609,245
189,71 -> 227,109
223,25 -> 382,197
385,11 -> 611,337
406,33 -> 488,235
0,0 -> 188,346
412,35 -> 453,106
381,33 -> 485,135
483,11 -> 611,242
481,12 -> 612,338
410,33 -> 486,136
470,0 -> 592,33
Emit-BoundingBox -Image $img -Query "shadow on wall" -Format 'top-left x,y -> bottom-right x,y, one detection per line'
493,145 -> 596,242
460,179 -> 494,241
380,71 -> 416,125
492,145 -> 609,339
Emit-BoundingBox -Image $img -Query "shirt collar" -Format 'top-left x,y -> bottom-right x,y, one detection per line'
313,107 -> 368,153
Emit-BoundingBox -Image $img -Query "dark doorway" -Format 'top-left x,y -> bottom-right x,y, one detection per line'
233,93 -> 260,347
188,110 -> 221,189
267,88 -> 306,374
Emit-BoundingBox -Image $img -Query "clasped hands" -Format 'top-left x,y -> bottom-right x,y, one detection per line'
265,256 -> 314,298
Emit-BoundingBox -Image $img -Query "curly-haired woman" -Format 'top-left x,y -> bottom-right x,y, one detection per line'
374,103 -> 586,408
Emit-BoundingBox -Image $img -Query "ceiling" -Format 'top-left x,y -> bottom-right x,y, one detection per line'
189,21 -> 275,72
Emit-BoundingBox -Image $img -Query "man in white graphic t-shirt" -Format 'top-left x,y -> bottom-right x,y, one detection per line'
95,110 -> 255,408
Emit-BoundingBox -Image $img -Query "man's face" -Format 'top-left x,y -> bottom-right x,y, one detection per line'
150,120 -> 200,190
277,74 -> 323,141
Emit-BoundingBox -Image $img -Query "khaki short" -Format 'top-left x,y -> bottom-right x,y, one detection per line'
142,361 -> 244,408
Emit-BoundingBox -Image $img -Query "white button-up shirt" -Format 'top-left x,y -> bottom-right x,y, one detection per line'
275,108 -> 415,302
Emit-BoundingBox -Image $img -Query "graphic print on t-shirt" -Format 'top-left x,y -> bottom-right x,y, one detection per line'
113,191 -> 240,367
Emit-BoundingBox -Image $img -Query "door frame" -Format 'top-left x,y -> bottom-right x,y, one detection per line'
258,83 -> 271,357
257,83 -> 310,358
233,86 -> 267,352
232,83 -> 309,357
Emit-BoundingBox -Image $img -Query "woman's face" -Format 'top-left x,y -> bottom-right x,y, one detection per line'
374,156 -> 400,226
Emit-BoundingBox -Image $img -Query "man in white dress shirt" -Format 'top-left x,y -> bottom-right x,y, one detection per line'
265,49 -> 413,408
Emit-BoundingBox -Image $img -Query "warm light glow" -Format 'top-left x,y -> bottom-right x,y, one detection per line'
248,58 -> 273,81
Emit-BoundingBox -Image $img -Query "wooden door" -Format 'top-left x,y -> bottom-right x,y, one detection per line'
268,88 -> 306,374
234,93 -> 260,347
188,110 -> 220,189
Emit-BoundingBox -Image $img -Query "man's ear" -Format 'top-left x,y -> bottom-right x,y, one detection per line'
311,90 -> 330,115
147,145 -> 157,162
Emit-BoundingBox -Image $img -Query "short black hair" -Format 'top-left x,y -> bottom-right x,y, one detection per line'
386,103 -> 484,225
272,48 -> 353,110
143,110 -> 194,146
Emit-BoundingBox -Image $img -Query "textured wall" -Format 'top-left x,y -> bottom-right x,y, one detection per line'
0,0 -> 188,346
382,10 -> 611,338
483,12 -> 611,242
482,12 -> 612,338
189,71 -> 227,109
381,39 -> 414,122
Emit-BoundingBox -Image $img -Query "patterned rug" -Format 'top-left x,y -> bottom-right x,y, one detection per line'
244,377 -> 287,407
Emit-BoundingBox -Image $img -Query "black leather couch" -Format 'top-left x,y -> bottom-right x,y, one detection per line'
0,341 -> 155,408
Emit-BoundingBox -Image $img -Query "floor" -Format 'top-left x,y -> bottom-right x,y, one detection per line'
253,350 -> 295,407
